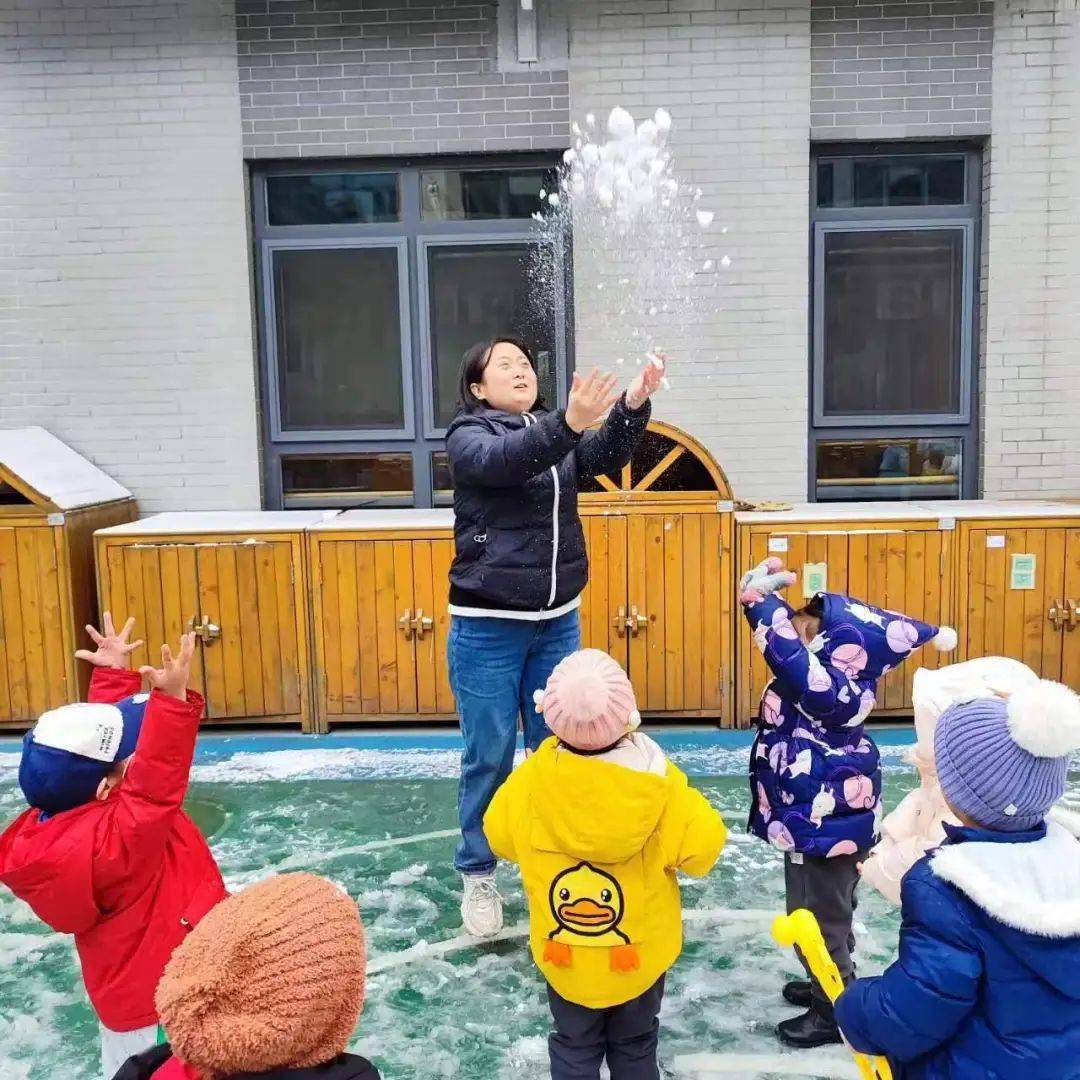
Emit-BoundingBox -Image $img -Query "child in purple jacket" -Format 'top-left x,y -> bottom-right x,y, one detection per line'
739,558 -> 956,1048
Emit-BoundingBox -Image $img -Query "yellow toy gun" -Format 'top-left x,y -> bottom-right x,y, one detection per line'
772,909 -> 893,1080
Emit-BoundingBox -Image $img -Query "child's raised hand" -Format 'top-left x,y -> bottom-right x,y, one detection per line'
565,368 -> 621,433
740,557 -> 797,604
75,613 -> 144,669
139,632 -> 196,702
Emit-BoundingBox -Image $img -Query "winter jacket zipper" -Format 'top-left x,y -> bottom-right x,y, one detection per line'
524,412 -> 560,607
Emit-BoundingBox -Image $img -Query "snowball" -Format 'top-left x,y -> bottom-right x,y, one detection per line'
562,148 -> 578,165
616,357 -> 625,365
696,210 -> 715,228
571,122 -> 581,136
607,106 -> 636,140
538,189 -> 547,200
654,107 -> 672,133
648,306 -> 657,316
702,260 -> 714,271
596,282 -> 604,290
586,112 -> 596,127
547,193 -> 560,207
721,255 -> 732,268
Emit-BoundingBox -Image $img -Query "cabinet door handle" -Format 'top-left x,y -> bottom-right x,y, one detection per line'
193,617 -> 221,644
1066,599 -> 1080,632
613,606 -> 628,636
628,605 -> 650,637
399,609 -> 414,639
411,609 -> 434,640
1048,600 -> 1067,630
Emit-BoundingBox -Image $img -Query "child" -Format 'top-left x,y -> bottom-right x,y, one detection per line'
113,872 -> 379,1080
484,648 -> 725,1080
861,656 -> 1038,904
835,681 -> 1080,1079
0,616 -> 226,1079
739,558 -> 956,1048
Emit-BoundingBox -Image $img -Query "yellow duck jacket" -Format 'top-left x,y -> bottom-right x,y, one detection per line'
484,736 -> 726,1009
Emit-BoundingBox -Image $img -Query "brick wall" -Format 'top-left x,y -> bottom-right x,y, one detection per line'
237,0 -> 570,157
811,0 -> 993,139
566,0 -> 812,503
981,0 -> 1080,497
0,1 -> 261,512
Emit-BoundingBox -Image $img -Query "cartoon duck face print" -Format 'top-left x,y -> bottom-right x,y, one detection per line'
548,863 -> 629,944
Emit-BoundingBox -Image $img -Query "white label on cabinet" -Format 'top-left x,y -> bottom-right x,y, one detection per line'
939,517 -> 956,531
986,534 -> 1006,549
1010,553 -> 1037,590
769,537 -> 789,553
803,562 -> 828,598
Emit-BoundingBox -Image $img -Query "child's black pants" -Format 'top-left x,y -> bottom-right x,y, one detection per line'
785,849 -> 867,1015
547,975 -> 665,1080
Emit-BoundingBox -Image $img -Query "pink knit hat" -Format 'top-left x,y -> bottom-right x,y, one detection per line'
536,649 -> 640,751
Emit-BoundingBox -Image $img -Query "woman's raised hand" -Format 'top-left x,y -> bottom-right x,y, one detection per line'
564,368 -> 621,433
626,349 -> 669,411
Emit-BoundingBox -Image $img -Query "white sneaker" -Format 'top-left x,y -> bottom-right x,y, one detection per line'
461,872 -> 504,938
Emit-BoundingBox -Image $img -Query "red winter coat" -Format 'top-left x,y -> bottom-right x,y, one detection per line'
0,667 -> 226,1031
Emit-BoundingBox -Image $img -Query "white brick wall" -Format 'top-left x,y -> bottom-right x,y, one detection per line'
566,0 -> 812,502
982,0 -> 1080,497
0,1 -> 261,512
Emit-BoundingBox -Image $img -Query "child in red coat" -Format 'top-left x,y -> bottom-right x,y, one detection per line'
0,615 -> 226,1079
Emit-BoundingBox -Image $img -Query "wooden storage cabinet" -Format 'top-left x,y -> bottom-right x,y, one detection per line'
952,504 -> 1080,687
95,513 -> 320,730
0,428 -> 137,726
309,423 -> 736,728
580,422 -> 735,724
735,505 -> 957,726
308,511 -> 456,729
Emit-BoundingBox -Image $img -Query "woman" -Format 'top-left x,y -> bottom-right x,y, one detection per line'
446,337 -> 665,937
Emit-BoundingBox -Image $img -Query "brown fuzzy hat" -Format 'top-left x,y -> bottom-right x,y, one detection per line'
156,873 -> 366,1078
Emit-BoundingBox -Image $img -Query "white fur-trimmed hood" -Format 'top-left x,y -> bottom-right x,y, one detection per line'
931,809 -> 1080,938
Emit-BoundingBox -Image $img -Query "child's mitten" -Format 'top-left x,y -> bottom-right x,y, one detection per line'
740,557 -> 797,605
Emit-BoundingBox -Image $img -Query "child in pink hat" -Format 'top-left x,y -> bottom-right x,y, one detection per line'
485,648 -> 725,1079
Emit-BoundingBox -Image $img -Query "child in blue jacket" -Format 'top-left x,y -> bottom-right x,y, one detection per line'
835,680 -> 1080,1080
739,558 -> 956,1048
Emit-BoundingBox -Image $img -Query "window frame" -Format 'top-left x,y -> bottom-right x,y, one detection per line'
250,155 -> 570,510
808,142 -> 983,503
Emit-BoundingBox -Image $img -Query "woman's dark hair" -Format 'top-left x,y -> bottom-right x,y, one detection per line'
456,336 -> 545,413
800,593 -> 826,620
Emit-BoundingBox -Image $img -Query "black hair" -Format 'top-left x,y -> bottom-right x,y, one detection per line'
799,594 -> 826,620
456,336 -> 545,414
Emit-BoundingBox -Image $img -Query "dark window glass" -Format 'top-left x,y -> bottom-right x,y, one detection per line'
817,157 -> 965,208
816,161 -> 835,208
432,451 -> 453,505
273,247 -> 404,432
267,174 -> 399,226
816,437 -> 961,501
421,168 -> 557,220
821,228 -> 964,417
281,453 -> 413,508
0,480 -> 31,506
427,243 -> 558,428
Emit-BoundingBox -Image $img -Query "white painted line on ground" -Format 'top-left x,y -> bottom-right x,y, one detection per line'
276,828 -> 460,870
673,1052 -> 861,1079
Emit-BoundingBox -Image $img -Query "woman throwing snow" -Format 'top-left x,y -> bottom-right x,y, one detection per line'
446,336 -> 665,938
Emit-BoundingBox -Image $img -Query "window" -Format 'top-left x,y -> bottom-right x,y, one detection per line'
252,160 -> 569,509
810,146 -> 981,502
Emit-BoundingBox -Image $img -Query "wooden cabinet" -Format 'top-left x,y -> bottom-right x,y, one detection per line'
308,511 -> 456,729
308,423 -> 735,728
95,513 -> 318,729
0,428 -> 137,727
735,505 -> 957,726
580,422 -> 734,723
952,504 -> 1080,686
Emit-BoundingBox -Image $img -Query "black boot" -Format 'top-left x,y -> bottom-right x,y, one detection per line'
782,980 -> 812,1008
776,1001 -> 842,1049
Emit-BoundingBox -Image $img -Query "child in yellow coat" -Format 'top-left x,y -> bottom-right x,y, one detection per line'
484,649 -> 726,1079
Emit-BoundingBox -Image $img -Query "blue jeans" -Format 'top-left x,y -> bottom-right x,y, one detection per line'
448,609 -> 581,875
